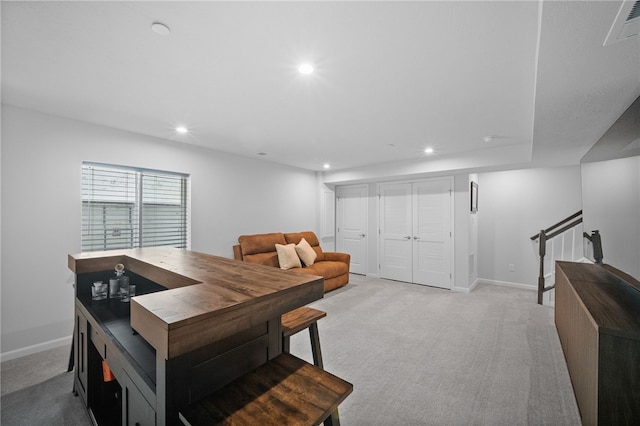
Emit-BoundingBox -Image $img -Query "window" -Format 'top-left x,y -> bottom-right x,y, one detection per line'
82,163 -> 190,252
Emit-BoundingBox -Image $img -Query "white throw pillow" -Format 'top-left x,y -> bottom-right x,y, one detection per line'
295,238 -> 317,266
275,243 -> 302,270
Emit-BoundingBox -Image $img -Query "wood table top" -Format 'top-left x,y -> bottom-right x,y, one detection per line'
556,261 -> 640,339
70,247 -> 324,359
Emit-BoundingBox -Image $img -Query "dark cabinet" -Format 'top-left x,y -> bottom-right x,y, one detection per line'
69,248 -> 323,426
124,373 -> 155,426
74,289 -> 157,425
76,310 -> 157,426
75,308 -> 89,404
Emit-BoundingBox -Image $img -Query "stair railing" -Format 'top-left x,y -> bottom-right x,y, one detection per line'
531,210 -> 583,305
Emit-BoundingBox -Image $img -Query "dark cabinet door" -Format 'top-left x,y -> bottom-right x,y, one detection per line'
124,373 -> 155,426
75,308 -> 89,404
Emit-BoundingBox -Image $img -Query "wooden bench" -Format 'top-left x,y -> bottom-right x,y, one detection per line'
178,353 -> 353,426
281,306 -> 327,368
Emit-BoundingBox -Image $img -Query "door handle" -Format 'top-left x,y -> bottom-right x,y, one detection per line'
413,236 -> 420,240
403,236 -> 411,240
359,234 -> 366,238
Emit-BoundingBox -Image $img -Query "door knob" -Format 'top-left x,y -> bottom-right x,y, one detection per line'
413,236 -> 420,240
359,234 -> 366,238
403,236 -> 411,240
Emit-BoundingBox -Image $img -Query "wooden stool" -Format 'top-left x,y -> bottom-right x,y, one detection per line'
282,307 -> 341,425
281,306 -> 327,368
178,353 -> 352,426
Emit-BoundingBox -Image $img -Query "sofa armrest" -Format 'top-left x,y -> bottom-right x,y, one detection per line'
322,251 -> 350,265
233,245 -> 244,261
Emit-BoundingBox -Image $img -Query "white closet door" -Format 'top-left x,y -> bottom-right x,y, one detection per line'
337,185 -> 368,275
412,179 -> 452,289
379,182 -> 413,282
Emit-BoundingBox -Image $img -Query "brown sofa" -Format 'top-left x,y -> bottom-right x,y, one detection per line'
233,231 -> 350,292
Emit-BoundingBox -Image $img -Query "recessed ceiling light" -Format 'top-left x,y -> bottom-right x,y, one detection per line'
323,163 -> 331,169
175,126 -> 188,134
151,22 -> 171,35
298,63 -> 314,75
482,136 -> 494,143
424,147 -> 434,154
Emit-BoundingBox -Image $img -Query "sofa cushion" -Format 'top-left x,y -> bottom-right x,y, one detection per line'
295,238 -> 317,266
242,252 -> 280,267
284,231 -> 324,262
238,233 -> 287,267
275,243 -> 302,270
239,233 -> 287,256
306,261 -> 349,280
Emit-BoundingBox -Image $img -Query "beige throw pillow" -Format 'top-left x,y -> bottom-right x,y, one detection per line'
275,243 -> 302,270
295,238 -> 317,266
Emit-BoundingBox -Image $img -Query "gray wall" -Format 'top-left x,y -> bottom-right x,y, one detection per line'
581,155 -> 640,280
1,105 -> 318,359
477,166 -> 583,287
1,104 -> 586,359
333,167 -> 582,291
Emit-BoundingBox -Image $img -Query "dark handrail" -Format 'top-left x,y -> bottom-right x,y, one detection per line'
531,210 -> 583,240
547,218 -> 583,240
533,210 -> 584,305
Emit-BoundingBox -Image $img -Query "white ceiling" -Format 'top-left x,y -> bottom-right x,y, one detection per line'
2,1 -> 639,175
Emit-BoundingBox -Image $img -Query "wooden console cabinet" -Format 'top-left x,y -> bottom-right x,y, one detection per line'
70,248 -> 324,426
555,261 -> 640,425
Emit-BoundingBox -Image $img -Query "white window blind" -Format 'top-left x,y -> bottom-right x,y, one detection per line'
82,163 -> 190,252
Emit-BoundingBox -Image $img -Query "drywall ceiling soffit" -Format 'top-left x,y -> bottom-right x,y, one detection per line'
581,94 -> 640,163
322,143 -> 533,185
530,0 -> 640,167
1,1 -> 638,176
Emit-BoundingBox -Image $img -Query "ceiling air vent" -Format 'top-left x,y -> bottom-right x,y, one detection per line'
604,0 -> 640,45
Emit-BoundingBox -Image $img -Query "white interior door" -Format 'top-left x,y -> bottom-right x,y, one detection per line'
379,182 -> 412,282
413,179 -> 452,289
337,185 -> 368,275
379,179 -> 453,288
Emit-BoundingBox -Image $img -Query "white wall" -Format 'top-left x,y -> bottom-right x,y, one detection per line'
581,155 -> 640,280
477,166 -> 582,288
0,106 -> 588,359
452,175 -> 469,290
453,174 -> 479,291
317,179 -> 336,250
469,174 -> 479,286
0,105 -> 318,359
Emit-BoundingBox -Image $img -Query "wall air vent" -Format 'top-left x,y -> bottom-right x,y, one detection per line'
604,0 -> 640,45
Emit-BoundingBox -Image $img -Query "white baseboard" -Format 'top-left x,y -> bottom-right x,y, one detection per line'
469,278 -> 480,292
365,273 -> 380,278
0,335 -> 72,362
452,278 -> 480,293
479,278 -> 537,291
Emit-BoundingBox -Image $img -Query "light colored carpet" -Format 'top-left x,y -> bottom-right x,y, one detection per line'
1,371 -> 88,425
1,274 -> 581,425
289,274 -> 581,425
1,344 -> 71,396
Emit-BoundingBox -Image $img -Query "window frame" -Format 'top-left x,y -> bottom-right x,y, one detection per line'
81,162 -> 190,252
